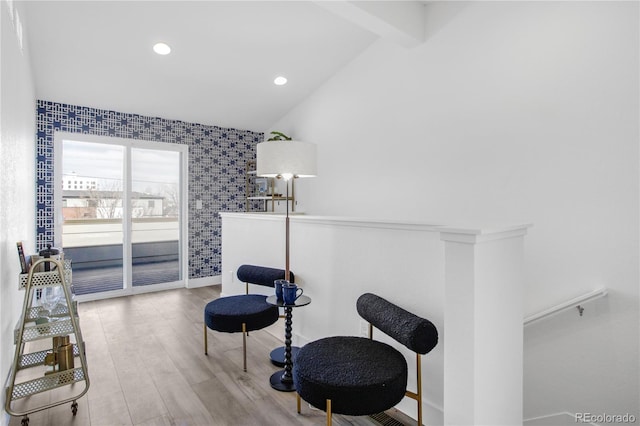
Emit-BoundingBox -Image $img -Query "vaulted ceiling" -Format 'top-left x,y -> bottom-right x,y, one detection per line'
23,1 -> 426,132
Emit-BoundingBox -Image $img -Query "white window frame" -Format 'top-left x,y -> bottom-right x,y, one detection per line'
53,132 -> 189,301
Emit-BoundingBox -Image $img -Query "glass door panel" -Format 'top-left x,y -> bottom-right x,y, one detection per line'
61,140 -> 125,295
131,148 -> 181,287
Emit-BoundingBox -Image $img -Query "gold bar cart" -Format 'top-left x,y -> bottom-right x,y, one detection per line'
5,258 -> 90,426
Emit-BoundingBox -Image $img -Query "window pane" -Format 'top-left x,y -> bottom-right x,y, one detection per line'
61,140 -> 124,295
131,148 -> 181,286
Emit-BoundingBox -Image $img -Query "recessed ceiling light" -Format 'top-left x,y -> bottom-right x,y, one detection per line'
274,76 -> 288,86
153,42 -> 171,55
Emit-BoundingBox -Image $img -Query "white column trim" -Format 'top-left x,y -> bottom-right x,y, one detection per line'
442,224 -> 529,426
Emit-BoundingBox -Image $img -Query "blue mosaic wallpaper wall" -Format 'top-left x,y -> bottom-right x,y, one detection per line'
36,100 -> 263,278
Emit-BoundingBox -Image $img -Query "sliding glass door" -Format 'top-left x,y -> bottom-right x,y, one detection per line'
131,147 -> 181,287
55,134 -> 187,299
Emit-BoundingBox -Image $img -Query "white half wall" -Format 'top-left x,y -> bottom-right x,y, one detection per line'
221,214 -> 445,423
221,212 -> 529,425
269,1 -> 639,420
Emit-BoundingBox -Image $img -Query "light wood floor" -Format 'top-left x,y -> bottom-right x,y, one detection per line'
9,286 -> 414,426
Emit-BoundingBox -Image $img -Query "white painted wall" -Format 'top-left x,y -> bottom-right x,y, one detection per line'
270,1 -> 639,421
0,1 -> 36,425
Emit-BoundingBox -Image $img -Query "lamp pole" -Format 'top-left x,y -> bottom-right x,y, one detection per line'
256,138 -> 316,283
284,176 -> 291,282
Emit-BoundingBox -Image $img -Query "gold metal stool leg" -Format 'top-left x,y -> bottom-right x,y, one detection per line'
326,399 -> 332,426
417,353 -> 423,426
404,353 -> 424,426
204,323 -> 208,355
296,393 -> 301,414
242,323 -> 247,372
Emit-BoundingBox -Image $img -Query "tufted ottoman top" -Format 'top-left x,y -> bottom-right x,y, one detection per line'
204,294 -> 278,333
293,336 -> 408,416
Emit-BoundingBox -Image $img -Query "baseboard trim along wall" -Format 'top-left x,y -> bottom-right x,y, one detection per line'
188,275 -> 221,289
524,411 -> 598,426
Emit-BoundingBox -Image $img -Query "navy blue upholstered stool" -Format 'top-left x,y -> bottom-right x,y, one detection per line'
293,293 -> 438,425
203,264 -> 292,372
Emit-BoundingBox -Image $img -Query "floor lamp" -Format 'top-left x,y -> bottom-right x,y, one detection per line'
256,139 -> 317,282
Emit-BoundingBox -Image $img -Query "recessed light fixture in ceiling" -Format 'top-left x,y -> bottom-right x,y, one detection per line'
153,42 -> 171,55
274,76 -> 288,86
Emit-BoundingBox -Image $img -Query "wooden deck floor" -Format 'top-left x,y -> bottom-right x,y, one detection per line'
72,261 -> 179,295
8,286 -> 415,426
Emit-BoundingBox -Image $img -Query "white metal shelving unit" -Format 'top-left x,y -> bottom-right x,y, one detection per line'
245,159 -> 294,212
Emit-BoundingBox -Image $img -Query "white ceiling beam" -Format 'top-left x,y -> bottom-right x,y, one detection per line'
314,1 -> 425,48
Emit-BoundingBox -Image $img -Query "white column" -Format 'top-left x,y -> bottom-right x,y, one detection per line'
440,225 -> 530,426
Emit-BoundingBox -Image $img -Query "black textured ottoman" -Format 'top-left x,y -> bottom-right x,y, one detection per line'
204,294 -> 278,333
293,293 -> 438,425
203,264 -> 290,372
294,336 -> 408,415
234,264 -> 295,367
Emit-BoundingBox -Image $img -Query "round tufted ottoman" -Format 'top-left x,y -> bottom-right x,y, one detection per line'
204,294 -> 278,333
293,336 -> 408,416
203,294 -> 279,371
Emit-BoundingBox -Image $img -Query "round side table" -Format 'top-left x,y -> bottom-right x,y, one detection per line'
266,294 -> 311,392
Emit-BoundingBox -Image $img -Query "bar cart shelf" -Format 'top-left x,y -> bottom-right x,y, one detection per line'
5,258 -> 90,426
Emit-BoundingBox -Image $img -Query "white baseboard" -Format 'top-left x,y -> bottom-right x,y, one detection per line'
187,275 -> 221,289
524,411 -> 598,426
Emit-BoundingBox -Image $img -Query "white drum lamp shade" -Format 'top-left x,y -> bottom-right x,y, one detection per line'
256,140 -> 317,180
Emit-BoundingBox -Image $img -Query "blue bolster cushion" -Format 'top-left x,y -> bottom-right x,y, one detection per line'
356,293 -> 438,354
236,264 -> 294,287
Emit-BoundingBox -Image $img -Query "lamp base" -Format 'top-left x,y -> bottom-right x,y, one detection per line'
270,370 -> 297,392
270,346 -> 300,367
